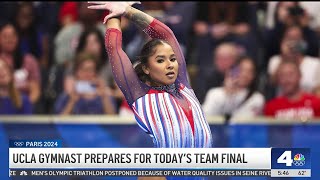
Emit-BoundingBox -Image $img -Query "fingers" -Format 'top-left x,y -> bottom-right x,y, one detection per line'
88,4 -> 107,10
103,13 -> 116,24
87,1 -> 109,4
127,1 -> 141,5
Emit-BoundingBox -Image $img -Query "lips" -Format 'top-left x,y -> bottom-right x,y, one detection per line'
166,72 -> 175,78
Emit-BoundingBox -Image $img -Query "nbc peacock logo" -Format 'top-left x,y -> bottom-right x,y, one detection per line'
293,153 -> 305,166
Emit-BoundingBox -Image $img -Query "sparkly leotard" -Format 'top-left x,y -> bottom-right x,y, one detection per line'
105,19 -> 212,148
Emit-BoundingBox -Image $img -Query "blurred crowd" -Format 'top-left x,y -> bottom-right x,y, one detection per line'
0,2 -> 320,121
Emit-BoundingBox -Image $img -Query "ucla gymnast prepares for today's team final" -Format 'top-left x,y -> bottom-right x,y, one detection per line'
88,1 -> 212,149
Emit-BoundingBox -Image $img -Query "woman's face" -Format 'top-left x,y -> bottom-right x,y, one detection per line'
75,60 -> 97,81
236,59 -> 255,88
0,24 -> 18,53
84,33 -> 101,57
0,60 -> 12,87
143,43 -> 178,86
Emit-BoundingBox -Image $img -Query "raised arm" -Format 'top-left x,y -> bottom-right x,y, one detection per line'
124,6 -> 190,88
88,1 -> 190,88
105,17 -> 149,106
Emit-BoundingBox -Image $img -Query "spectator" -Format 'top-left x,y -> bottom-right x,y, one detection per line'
193,2 -> 260,65
0,22 -> 41,105
54,52 -> 116,115
264,2 -> 319,61
14,2 -> 50,69
265,2 -> 320,35
52,2 -> 107,113
73,28 -> 112,86
268,25 -> 320,94
0,59 -> 32,114
264,61 -> 320,119
54,2 -> 105,67
203,56 -> 265,120
194,42 -> 241,103
58,2 -> 78,27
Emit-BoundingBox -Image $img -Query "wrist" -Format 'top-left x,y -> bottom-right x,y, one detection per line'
123,6 -> 131,18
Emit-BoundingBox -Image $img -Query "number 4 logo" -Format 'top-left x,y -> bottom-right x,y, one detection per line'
277,151 -> 293,166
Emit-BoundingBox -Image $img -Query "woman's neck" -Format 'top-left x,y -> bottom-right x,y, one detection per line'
147,80 -> 163,87
0,52 -> 13,65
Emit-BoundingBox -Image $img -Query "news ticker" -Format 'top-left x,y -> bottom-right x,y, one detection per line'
9,140 -> 311,178
9,169 -> 311,177
9,169 -> 271,177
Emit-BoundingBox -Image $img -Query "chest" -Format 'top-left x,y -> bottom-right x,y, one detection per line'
172,94 -> 192,116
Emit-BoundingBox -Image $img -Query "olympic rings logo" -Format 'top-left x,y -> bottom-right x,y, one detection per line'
14,142 -> 24,147
293,160 -> 305,166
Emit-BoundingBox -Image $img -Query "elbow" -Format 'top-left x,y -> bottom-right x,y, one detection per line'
160,26 -> 175,39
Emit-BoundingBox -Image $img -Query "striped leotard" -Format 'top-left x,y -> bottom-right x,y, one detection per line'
105,18 -> 212,148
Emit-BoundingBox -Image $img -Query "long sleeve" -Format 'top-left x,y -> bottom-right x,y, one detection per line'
105,28 -> 149,106
142,19 -> 190,88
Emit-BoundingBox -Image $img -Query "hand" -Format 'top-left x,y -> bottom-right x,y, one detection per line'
88,1 -> 141,23
91,78 -> 111,97
69,91 -> 80,103
223,73 -> 238,95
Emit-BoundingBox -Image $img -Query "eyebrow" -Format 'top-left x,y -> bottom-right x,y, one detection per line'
155,55 -> 165,59
155,54 -> 176,59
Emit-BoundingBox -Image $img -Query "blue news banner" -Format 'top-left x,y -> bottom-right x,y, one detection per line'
9,140 -> 311,178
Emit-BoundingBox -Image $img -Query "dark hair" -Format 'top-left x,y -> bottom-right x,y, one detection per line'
274,2 -> 300,26
224,56 -> 258,121
134,39 -> 168,83
0,22 -> 23,70
76,28 -> 107,70
232,56 -> 258,106
14,2 -> 40,59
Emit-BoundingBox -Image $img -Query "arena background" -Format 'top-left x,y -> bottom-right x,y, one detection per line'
0,1 -> 320,180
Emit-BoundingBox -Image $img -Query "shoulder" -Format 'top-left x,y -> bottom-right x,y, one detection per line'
203,87 -> 225,102
268,55 -> 281,74
54,23 -> 82,42
269,55 -> 281,62
206,87 -> 225,96
301,93 -> 320,101
303,56 -> 320,65
265,96 -> 283,107
251,92 -> 265,102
